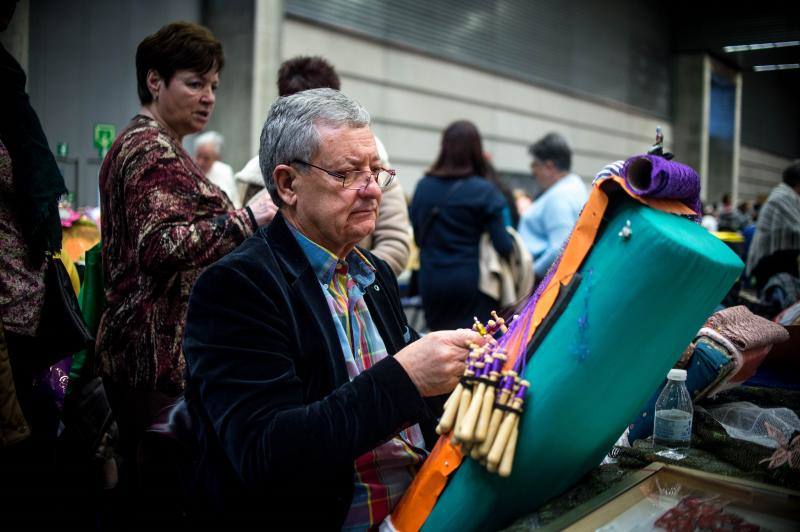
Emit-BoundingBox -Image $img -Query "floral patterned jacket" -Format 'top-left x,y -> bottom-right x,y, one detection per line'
0,139 -> 46,337
97,115 -> 256,394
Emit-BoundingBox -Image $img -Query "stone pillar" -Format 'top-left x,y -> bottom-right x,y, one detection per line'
251,0 -> 284,158
202,0 -> 258,172
672,54 -> 710,202
1,0 -> 29,72
731,71 -> 742,205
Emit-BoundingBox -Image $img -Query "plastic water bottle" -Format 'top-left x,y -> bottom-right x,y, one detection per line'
653,369 -> 693,459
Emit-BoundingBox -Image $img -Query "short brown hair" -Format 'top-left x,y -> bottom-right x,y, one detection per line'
136,21 -> 224,104
277,56 -> 340,96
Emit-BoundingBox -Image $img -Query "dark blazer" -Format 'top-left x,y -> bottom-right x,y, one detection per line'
183,213 -> 435,529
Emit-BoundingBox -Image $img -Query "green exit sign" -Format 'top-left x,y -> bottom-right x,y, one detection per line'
93,123 -> 116,158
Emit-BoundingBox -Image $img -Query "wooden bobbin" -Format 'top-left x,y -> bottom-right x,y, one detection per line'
490,311 -> 508,334
455,357 -> 492,442
452,360 -> 483,443
451,387 -> 473,444
436,346 -> 480,435
498,421 -> 520,477
486,397 -> 523,470
472,316 -> 488,336
475,353 -> 506,442
476,372 -> 514,458
436,382 -> 463,435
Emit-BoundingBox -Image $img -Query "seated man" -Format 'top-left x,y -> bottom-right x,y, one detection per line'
183,88 -> 480,529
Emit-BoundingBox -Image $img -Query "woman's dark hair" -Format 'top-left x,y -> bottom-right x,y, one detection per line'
428,120 -> 487,178
136,21 -> 224,105
277,56 -> 341,96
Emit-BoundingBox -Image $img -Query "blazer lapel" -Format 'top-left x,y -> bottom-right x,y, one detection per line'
267,214 -> 350,389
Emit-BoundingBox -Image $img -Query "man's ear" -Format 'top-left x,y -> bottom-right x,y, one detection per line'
146,69 -> 162,101
273,165 -> 297,206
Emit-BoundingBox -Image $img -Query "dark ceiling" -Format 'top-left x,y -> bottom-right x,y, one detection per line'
670,2 -> 800,84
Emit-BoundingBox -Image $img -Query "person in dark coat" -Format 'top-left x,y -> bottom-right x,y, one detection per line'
410,120 -> 514,330
183,88 -> 481,529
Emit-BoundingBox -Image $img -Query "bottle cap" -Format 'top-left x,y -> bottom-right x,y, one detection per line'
667,368 -> 687,381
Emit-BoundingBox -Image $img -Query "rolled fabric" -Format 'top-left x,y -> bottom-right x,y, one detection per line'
592,160 -> 625,184
720,345 -> 772,391
705,305 -> 790,352
622,155 -> 702,221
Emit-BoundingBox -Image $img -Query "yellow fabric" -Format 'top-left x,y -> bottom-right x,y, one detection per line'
56,252 -> 80,295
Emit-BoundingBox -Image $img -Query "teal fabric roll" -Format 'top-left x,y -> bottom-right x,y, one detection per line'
423,199 -> 743,531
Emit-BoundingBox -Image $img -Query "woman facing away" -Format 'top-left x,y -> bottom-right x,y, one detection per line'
95,21 -> 276,494
410,120 -> 514,331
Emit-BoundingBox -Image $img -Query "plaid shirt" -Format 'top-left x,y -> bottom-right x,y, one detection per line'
290,226 -> 426,530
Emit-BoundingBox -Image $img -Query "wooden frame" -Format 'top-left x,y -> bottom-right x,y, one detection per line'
542,462 -> 800,531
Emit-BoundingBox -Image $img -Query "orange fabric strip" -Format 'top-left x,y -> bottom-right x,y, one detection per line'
389,437 -> 463,531
390,176 -> 692,531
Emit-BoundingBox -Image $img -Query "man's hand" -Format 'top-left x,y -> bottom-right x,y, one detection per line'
394,329 -> 484,397
247,188 -> 278,226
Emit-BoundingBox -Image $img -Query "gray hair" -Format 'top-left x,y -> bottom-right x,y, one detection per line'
194,130 -> 224,155
529,132 -> 572,172
259,88 -> 371,207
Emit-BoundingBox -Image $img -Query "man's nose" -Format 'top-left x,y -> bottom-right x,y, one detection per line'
358,176 -> 382,198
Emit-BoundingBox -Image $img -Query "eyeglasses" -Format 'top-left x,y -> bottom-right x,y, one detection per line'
291,160 -> 395,191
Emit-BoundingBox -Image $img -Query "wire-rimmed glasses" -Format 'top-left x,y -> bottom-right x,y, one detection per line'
291,160 -> 395,191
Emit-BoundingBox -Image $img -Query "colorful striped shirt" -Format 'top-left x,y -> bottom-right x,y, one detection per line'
290,226 -> 426,530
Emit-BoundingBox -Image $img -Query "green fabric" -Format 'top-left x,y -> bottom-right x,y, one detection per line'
67,243 -> 105,392
423,200 -> 744,531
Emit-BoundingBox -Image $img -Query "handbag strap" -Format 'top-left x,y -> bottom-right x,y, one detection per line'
418,178 -> 467,246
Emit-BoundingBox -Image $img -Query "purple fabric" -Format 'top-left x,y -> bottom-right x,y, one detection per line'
622,154 -> 702,221
33,356 -> 71,411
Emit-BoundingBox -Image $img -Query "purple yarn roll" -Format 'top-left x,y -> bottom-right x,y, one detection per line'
622,154 -> 702,221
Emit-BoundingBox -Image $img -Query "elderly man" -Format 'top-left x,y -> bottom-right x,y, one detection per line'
234,55 -> 412,275
183,89 -> 479,529
518,132 -> 588,278
194,130 -> 240,207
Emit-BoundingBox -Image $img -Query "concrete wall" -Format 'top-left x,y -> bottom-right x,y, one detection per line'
738,145 -> 792,202
28,0 -> 201,207
281,19 -> 673,197
200,0 -> 255,172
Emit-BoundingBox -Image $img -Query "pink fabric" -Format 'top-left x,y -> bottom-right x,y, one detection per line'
705,305 -> 789,351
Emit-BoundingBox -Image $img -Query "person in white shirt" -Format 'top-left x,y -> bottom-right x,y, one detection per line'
194,130 -> 240,207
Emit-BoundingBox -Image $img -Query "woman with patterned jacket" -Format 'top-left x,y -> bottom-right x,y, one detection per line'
95,22 -> 276,496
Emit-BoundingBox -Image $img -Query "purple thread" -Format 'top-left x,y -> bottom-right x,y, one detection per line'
491,356 -> 504,375
622,155 -> 701,222
514,382 -> 529,400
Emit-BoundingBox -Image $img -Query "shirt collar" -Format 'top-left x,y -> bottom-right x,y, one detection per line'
288,223 -> 376,289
